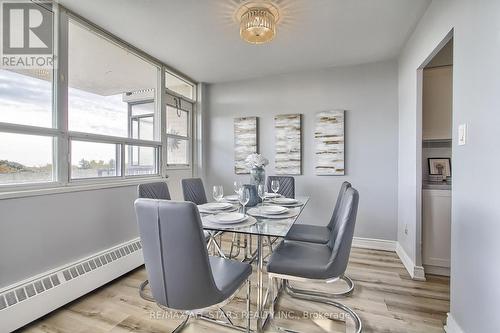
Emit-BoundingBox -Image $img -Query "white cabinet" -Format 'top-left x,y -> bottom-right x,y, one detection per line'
422,67 -> 453,140
422,189 -> 451,275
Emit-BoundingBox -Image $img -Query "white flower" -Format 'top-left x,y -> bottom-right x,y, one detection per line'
245,153 -> 269,168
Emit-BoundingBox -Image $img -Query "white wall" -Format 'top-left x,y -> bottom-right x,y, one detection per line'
398,0 -> 500,331
205,60 -> 399,241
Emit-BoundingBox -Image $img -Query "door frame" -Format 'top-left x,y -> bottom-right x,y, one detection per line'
415,29 -> 454,270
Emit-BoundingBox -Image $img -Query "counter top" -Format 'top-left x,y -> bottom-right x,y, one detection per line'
423,183 -> 451,190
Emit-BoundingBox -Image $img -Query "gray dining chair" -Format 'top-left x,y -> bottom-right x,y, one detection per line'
181,177 -> 227,258
266,187 -> 362,333
138,181 -> 171,200
137,182 -> 171,301
135,199 -> 252,332
285,181 -> 351,244
181,178 -> 208,205
266,175 -> 295,198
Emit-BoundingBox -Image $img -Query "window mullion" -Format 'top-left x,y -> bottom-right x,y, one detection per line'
54,4 -> 70,185
120,144 -> 125,178
160,66 -> 168,178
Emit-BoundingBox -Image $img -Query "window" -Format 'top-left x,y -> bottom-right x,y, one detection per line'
125,145 -> 158,176
71,141 -> 120,179
66,18 -> 161,180
166,106 -> 188,137
166,94 -> 192,167
130,102 -> 154,141
167,137 -> 189,165
166,71 -> 194,100
0,69 -> 53,128
68,20 -> 159,140
0,133 -> 54,184
0,4 -> 55,187
0,5 -> 197,190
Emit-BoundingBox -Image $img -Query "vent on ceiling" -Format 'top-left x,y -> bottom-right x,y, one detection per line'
0,240 -> 142,311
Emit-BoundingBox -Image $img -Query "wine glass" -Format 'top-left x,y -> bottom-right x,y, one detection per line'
257,184 -> 266,208
239,187 -> 250,214
271,179 -> 280,197
233,180 -> 243,195
212,185 -> 224,202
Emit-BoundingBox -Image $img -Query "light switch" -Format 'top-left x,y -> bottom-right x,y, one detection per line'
458,123 -> 467,145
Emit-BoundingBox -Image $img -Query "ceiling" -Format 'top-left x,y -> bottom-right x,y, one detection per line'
58,0 -> 431,84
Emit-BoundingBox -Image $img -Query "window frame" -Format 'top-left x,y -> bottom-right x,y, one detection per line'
165,71 -> 196,101
0,3 -> 197,194
165,90 -> 194,169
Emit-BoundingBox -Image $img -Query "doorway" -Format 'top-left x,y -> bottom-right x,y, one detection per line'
418,36 -> 453,277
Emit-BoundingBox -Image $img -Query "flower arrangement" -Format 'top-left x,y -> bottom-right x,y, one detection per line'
245,153 -> 269,169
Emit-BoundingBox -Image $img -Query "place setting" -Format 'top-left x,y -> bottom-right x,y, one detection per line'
247,204 -> 300,219
198,185 -> 239,214
202,184 -> 257,229
268,197 -> 304,207
203,212 -> 257,229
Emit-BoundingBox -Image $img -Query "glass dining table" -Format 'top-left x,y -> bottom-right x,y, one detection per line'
200,196 -> 310,333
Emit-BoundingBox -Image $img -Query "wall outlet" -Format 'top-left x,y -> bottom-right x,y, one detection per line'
405,224 -> 408,235
458,123 -> 467,145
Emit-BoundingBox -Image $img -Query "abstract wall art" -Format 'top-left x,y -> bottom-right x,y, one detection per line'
275,114 -> 302,175
234,117 -> 258,174
314,110 -> 345,175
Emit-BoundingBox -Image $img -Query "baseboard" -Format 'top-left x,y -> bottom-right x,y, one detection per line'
352,237 -> 396,252
444,313 -> 465,333
0,238 -> 144,332
396,242 -> 426,281
424,264 -> 450,277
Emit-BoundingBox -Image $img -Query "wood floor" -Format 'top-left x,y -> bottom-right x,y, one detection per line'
19,237 -> 449,333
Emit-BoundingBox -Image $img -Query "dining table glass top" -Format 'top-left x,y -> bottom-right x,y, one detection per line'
200,196 -> 309,238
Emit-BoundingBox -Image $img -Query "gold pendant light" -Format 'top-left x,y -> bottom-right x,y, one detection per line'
237,2 -> 279,44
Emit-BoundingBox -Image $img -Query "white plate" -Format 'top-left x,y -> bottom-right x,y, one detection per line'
203,216 -> 257,229
214,213 -> 248,224
247,207 -> 300,219
265,192 -> 281,198
199,202 -> 233,211
224,195 -> 239,201
272,197 -> 298,205
258,206 -> 288,215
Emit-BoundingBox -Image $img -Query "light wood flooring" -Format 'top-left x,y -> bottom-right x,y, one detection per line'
19,237 -> 449,333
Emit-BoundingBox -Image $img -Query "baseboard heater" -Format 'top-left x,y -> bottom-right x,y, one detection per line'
0,238 -> 144,332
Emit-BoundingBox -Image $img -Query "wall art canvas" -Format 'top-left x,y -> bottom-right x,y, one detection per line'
314,110 -> 345,175
234,117 -> 258,174
275,114 -> 302,175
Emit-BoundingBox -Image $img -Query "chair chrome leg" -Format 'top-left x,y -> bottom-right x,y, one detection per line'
139,279 -> 155,302
265,276 -> 362,333
246,279 -> 251,333
211,236 -> 227,258
229,234 -> 242,259
269,276 -> 275,319
285,274 -> 354,297
244,235 -> 250,259
199,315 -> 249,332
283,281 -> 362,333
172,315 -> 190,333
229,233 -> 236,258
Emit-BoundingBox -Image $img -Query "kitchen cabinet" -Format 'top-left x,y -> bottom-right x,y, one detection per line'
422,189 -> 451,276
422,66 -> 452,140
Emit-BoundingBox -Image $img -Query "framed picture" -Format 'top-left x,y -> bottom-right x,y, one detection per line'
428,158 -> 451,177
